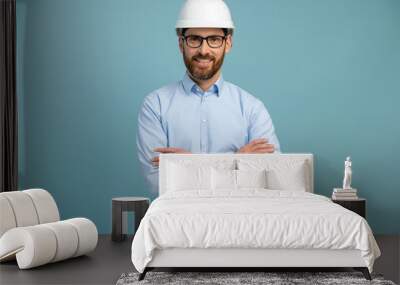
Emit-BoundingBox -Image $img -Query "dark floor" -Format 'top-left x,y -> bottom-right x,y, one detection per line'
0,235 -> 399,285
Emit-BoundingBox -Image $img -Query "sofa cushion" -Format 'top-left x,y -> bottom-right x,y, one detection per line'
0,196 -> 17,237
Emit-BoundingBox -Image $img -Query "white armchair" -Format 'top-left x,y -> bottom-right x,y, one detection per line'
0,189 -> 98,269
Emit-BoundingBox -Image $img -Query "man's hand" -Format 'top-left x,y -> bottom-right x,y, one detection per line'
236,138 -> 275,154
151,147 -> 191,167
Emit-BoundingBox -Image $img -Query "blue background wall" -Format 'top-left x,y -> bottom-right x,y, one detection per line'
16,0 -> 400,234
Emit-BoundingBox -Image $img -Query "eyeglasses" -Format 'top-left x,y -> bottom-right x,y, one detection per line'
182,35 -> 226,48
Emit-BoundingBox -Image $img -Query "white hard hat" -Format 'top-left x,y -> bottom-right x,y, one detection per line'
176,0 -> 235,29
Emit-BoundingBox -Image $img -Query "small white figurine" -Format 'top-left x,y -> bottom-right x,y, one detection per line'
342,156 -> 352,190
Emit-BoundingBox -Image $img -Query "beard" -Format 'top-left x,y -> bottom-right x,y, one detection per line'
183,50 -> 226,81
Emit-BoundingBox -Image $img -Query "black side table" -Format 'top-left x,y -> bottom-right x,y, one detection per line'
112,197 -> 150,242
332,198 -> 366,218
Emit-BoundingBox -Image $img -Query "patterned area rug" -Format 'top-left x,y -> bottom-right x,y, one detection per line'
116,271 -> 396,285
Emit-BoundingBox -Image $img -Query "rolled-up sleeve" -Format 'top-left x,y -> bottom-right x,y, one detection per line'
248,100 -> 281,153
136,93 -> 167,195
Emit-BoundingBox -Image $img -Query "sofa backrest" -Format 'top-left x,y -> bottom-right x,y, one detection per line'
159,153 -> 314,195
0,189 -> 60,237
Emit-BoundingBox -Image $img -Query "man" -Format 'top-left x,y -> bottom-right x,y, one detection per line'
137,0 -> 280,194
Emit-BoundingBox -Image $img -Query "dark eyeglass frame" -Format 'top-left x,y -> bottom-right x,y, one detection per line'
181,35 -> 227,48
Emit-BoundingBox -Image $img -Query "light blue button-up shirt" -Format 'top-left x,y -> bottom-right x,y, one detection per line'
136,73 -> 280,194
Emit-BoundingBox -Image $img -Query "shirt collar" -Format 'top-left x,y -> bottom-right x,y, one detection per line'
181,72 -> 224,97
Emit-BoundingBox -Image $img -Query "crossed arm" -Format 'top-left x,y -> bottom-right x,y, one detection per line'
151,138 -> 275,167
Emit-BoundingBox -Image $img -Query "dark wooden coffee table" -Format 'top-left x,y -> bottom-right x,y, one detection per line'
112,197 -> 150,242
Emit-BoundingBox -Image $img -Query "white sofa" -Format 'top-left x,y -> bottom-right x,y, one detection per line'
0,189 -> 98,269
